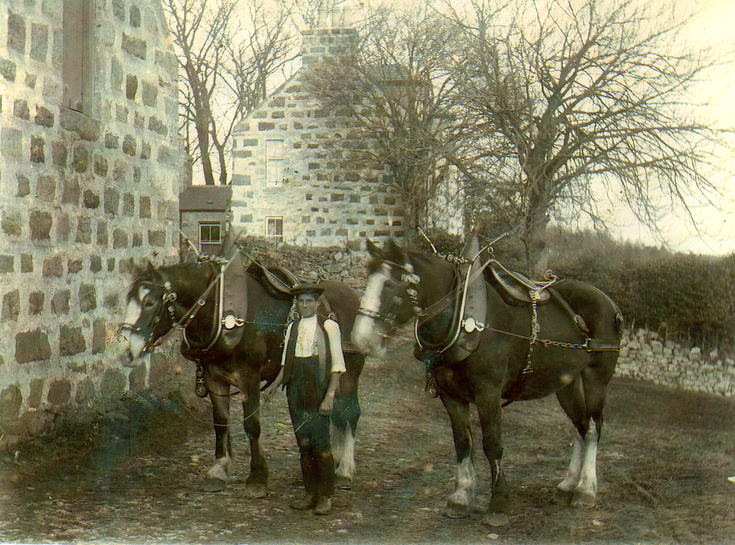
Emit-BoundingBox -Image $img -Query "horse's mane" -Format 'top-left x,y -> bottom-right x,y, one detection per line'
367,244 -> 451,274
126,262 -> 208,301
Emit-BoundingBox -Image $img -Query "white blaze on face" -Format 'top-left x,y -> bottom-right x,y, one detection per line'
352,266 -> 390,352
124,286 -> 150,361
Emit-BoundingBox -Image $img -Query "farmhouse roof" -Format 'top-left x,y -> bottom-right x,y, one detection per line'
179,185 -> 232,212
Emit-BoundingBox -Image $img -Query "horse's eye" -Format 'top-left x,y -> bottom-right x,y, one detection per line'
143,298 -> 157,308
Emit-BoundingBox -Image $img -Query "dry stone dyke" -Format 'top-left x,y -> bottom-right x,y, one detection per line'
617,328 -> 734,397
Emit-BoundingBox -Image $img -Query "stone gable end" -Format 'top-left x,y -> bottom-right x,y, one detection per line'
0,0 -> 184,443
230,27 -> 404,248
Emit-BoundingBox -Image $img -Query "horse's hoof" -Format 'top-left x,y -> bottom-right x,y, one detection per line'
244,483 -> 267,498
202,478 -> 227,492
335,475 -> 352,490
483,512 -> 510,527
488,493 -> 510,514
445,502 -> 470,519
553,488 -> 574,505
571,490 -> 596,508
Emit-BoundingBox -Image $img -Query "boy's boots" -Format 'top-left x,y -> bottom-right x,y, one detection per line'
313,496 -> 332,515
291,453 -> 318,510
312,451 -> 335,515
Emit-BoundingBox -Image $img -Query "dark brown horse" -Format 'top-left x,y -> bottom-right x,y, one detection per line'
352,238 -> 622,523
122,255 -> 365,496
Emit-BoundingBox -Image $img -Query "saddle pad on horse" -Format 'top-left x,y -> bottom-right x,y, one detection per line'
489,262 -> 552,303
446,235 -> 489,362
218,251 -> 250,349
247,262 -> 300,298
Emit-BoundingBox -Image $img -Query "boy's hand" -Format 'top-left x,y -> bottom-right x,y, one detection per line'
319,394 -> 335,415
262,387 -> 276,404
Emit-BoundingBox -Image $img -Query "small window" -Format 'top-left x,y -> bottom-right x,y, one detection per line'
265,216 -> 284,242
63,0 -> 94,113
199,222 -> 224,254
266,139 -> 284,186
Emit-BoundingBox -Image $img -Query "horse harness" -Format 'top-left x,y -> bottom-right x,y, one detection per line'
365,254 -> 621,399
122,250 -> 295,398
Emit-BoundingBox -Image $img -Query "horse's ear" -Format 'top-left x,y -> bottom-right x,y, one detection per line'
365,239 -> 383,258
386,237 -> 403,254
129,261 -> 146,278
144,260 -> 162,279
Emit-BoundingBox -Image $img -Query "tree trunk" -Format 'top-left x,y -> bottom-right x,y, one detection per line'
196,111 -> 216,186
214,141 -> 228,185
188,67 -> 216,186
522,178 -> 551,277
522,218 -> 550,278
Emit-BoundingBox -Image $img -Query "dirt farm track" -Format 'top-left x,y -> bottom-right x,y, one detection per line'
0,338 -> 733,545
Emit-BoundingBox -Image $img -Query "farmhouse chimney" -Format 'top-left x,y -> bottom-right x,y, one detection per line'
301,6 -> 358,68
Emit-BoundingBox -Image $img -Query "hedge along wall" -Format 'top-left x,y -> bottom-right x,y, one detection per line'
0,0 -> 185,447
555,251 -> 735,350
217,236 -> 369,290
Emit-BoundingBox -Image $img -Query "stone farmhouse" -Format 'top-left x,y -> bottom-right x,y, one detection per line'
0,0 -> 184,443
230,13 -> 422,249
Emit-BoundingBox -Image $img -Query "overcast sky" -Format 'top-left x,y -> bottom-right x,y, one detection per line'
226,0 -> 735,255
596,0 -> 735,255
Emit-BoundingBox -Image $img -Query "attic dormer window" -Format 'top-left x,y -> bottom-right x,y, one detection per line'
62,0 -> 94,114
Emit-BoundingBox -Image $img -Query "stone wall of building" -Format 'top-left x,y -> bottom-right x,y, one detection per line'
0,0 -> 184,446
617,328 -> 734,397
230,27 -> 405,248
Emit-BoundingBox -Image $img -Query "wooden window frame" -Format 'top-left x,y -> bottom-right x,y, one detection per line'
62,0 -> 95,114
265,216 -> 284,242
199,222 -> 224,255
265,139 -> 284,187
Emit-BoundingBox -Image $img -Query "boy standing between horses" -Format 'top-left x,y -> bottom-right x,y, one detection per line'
265,283 -> 345,515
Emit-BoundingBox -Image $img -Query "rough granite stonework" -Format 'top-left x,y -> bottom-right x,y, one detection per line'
230,25 -> 404,248
0,0 -> 184,444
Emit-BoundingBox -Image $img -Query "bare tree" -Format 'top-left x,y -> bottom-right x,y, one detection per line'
163,0 -> 296,185
448,0 -> 726,274
304,5 -> 468,236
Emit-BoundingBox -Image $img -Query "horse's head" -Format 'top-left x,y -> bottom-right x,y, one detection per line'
352,238 -> 423,353
121,262 -> 179,362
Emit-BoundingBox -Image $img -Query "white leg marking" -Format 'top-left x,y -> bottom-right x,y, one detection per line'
352,269 -> 389,352
558,434 -> 584,492
448,455 -> 476,508
335,425 -> 356,480
575,421 -> 599,502
206,455 -> 232,481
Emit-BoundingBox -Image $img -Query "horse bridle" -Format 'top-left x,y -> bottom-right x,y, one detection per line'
357,260 -> 422,329
119,280 -> 182,353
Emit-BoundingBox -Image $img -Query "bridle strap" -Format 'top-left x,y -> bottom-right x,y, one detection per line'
122,252 -> 240,355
